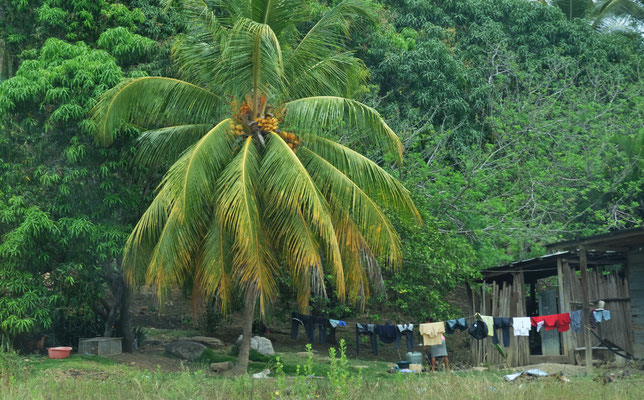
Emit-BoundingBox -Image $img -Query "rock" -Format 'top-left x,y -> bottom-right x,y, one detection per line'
252,369 -> 271,379
253,336 -> 275,356
176,336 -> 224,349
210,361 -> 233,372
165,340 -> 206,361
235,335 -> 275,356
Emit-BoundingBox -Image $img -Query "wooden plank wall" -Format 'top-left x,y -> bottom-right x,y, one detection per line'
628,250 -> 644,359
561,263 -> 633,357
470,272 -> 529,367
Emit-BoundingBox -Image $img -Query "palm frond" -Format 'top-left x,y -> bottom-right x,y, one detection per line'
288,0 -> 375,65
144,203 -> 203,300
194,221 -> 235,313
92,77 -> 224,146
216,137 -> 277,314
249,0 -> 307,36
283,96 -> 403,164
261,132 -> 345,298
216,17 -> 284,101
264,200 -> 325,311
161,119 -> 236,222
593,0 -> 644,27
134,124 -> 212,167
286,52 -> 368,99
305,136 -> 421,223
299,147 -> 403,269
122,184 -> 175,287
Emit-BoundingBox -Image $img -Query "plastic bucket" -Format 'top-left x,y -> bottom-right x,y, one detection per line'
47,347 -> 72,359
406,352 -> 423,364
396,361 -> 410,369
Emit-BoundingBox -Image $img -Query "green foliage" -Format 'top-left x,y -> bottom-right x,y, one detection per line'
97,27 -> 157,65
354,0 -> 644,274
0,1 -> 180,346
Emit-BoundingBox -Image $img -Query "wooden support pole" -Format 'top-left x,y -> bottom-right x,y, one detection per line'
580,247 -> 592,376
557,257 -> 567,358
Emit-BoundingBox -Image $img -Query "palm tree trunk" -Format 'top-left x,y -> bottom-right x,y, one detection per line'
233,288 -> 257,375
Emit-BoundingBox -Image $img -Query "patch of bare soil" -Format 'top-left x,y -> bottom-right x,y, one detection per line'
45,368 -> 110,380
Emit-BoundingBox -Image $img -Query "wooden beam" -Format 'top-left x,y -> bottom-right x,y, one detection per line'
579,246 -> 592,376
561,258 -> 628,265
557,257 -> 568,358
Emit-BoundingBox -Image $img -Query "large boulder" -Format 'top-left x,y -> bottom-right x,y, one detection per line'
176,336 -> 224,349
165,340 -> 206,361
235,335 -> 275,356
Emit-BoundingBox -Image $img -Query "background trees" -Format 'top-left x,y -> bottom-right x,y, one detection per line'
0,0 -> 642,356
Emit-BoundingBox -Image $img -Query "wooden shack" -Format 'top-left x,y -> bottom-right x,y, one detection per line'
469,228 -> 644,367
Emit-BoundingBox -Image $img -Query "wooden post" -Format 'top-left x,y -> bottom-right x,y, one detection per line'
580,247 -> 592,376
557,257 -> 567,358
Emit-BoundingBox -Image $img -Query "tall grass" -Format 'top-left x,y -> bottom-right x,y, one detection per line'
1,351 -> 642,400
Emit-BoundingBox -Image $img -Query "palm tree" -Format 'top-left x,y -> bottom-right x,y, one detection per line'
92,0 -> 420,373
553,0 -> 644,32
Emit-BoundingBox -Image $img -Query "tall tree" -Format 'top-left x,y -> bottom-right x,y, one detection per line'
92,0 -> 419,373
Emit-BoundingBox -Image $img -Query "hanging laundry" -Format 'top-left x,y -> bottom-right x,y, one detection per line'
512,317 -> 531,336
291,312 -> 315,343
531,314 -> 571,333
531,316 -> 546,332
329,319 -> 346,328
592,309 -> 611,323
291,312 -> 330,344
395,324 -> 414,351
468,320 -> 488,340
480,315 -> 494,337
419,322 -> 445,346
356,323 -> 378,355
492,317 -> 511,347
569,310 -> 582,333
376,322 -> 398,345
444,318 -> 468,334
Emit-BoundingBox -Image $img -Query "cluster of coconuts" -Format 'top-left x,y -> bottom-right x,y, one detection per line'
232,100 -> 301,151
277,131 -> 301,151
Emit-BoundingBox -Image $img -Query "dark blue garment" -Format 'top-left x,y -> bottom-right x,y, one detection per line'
395,325 -> 414,351
492,317 -> 511,347
291,312 -> 330,344
376,323 -> 398,344
445,318 -> 468,334
356,323 -> 378,355
469,320 -> 488,340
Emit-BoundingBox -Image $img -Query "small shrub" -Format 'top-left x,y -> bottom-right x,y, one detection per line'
328,339 -> 362,398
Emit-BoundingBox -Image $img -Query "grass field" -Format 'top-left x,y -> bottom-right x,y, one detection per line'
2,347 -> 643,400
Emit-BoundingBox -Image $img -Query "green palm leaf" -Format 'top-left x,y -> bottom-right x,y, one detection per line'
261,132 -> 346,297
283,96 -> 404,164
305,136 -> 421,222
161,119 -> 236,221
286,52 -> 368,99
92,77 -> 224,146
194,221 -> 235,313
216,18 -> 284,102
216,137 -> 277,313
299,147 -> 403,269
134,124 -> 212,167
